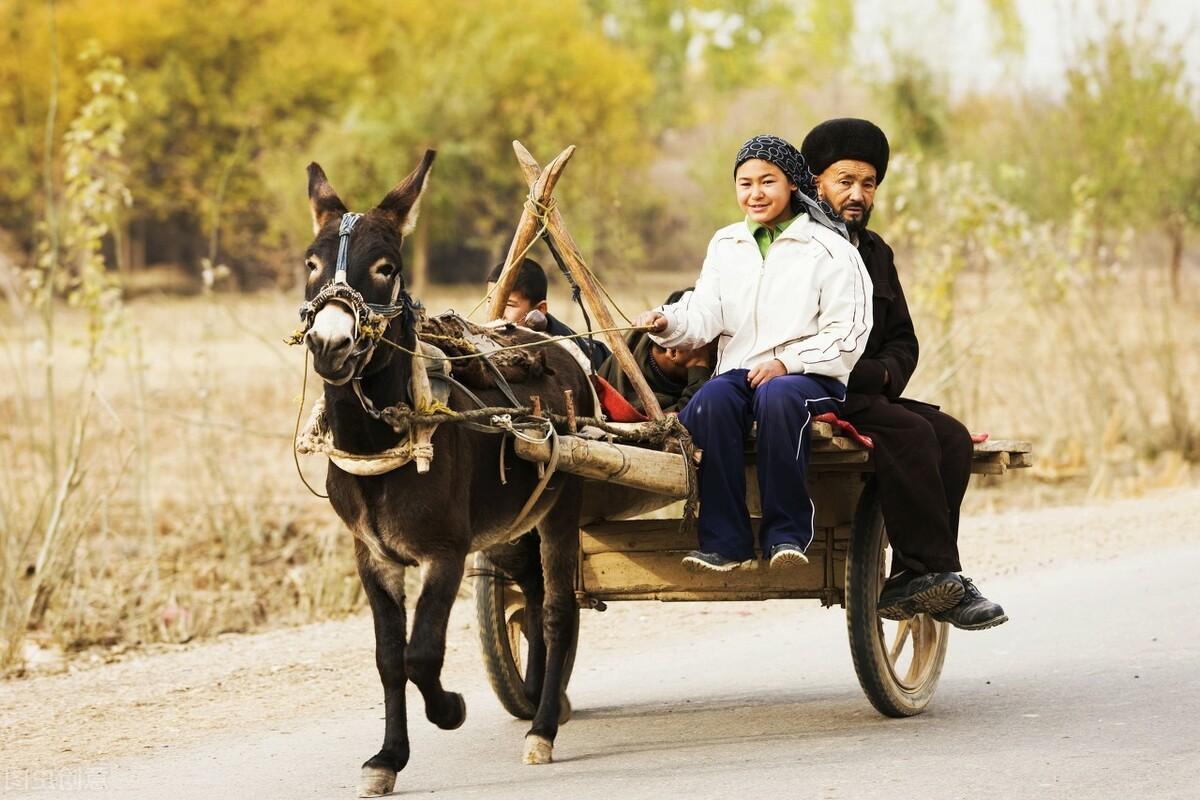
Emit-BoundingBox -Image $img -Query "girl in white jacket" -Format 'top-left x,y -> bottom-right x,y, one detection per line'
638,134 -> 872,572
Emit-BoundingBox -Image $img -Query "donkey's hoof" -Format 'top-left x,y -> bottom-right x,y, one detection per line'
358,765 -> 396,797
558,694 -> 573,725
522,734 -> 554,765
435,692 -> 467,730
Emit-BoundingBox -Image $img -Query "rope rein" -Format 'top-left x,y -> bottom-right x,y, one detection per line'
292,348 -> 330,499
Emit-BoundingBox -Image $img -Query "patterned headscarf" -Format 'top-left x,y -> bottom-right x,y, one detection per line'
734,134 -> 847,239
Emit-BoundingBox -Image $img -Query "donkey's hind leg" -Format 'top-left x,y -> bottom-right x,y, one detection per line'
487,531 -> 549,706
355,546 -> 411,798
406,553 -> 469,731
524,485 -> 583,765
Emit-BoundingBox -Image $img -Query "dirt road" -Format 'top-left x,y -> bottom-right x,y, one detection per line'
4,488 -> 1199,799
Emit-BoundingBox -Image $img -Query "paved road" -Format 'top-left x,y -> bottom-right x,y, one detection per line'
15,540 -> 1200,799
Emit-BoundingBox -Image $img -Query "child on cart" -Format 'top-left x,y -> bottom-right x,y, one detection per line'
635,134 -> 872,573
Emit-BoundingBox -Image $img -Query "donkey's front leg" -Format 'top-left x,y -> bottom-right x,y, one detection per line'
407,554 -> 469,730
356,550 -> 411,798
524,497 -> 582,765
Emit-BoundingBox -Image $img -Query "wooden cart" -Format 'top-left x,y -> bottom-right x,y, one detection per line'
474,139 -> 1032,720
474,420 -> 1032,718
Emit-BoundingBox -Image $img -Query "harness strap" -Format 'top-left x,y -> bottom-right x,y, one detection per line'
334,212 -> 363,284
505,425 -> 561,536
427,372 -> 510,434
479,355 -> 524,408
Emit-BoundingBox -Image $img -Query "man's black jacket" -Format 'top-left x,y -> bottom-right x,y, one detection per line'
843,229 -> 920,417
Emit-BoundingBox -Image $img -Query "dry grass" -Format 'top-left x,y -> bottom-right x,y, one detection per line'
0,264 -> 1195,674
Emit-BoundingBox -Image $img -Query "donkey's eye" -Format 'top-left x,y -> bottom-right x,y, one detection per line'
376,262 -> 397,279
305,258 -> 319,272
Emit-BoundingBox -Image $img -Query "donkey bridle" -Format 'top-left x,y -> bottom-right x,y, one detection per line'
296,213 -> 420,392
295,212 -> 428,422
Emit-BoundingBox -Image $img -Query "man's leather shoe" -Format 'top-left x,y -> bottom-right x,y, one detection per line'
877,571 -> 964,621
932,577 -> 1008,630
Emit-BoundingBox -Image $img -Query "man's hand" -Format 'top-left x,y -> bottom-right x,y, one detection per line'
635,311 -> 668,334
747,359 -> 787,388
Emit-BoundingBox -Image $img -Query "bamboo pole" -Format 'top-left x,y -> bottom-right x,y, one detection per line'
486,145 -> 576,321
510,140 -> 665,420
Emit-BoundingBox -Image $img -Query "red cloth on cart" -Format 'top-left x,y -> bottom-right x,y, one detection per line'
592,375 -> 649,423
813,411 -> 875,449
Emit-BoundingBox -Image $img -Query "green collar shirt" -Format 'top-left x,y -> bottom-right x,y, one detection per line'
746,214 -> 797,259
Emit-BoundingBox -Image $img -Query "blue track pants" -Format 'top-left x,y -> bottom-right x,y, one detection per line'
677,369 -> 846,560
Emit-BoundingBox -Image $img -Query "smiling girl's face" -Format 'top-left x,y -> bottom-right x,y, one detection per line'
735,159 -> 797,227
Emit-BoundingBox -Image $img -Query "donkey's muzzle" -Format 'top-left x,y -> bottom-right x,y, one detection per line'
306,304 -> 358,382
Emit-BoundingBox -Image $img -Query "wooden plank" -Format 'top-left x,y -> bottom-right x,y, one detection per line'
973,438 -> 1033,454
591,589 -> 840,602
510,141 -> 664,420
811,436 -> 863,452
1008,451 -> 1032,469
580,522 -> 838,558
971,460 -> 1008,475
486,146 -> 575,321
581,549 -> 828,595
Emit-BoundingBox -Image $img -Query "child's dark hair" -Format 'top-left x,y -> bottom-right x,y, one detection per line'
664,287 -> 693,306
487,258 -> 548,304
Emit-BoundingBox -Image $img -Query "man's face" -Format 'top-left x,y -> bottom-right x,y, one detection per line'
735,159 -> 797,227
815,159 -> 877,234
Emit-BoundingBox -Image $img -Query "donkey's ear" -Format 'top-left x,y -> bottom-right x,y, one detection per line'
376,149 -> 436,237
307,162 -> 349,236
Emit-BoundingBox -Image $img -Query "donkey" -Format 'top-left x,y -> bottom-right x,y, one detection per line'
301,151 -> 590,796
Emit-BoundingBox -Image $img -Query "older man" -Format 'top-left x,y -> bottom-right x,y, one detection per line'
801,118 -> 1006,630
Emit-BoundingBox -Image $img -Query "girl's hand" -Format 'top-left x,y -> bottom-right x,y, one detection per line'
635,311 -> 669,333
747,359 -> 787,388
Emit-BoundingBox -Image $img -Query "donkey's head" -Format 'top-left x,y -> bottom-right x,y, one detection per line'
300,150 -> 435,385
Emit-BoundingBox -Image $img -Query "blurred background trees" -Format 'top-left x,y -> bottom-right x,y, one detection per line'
0,0 -> 1195,293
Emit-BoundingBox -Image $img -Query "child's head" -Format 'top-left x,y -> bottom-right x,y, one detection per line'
487,258 -> 549,323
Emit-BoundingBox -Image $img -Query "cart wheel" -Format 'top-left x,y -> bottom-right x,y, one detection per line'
473,551 -> 578,722
845,480 -> 949,717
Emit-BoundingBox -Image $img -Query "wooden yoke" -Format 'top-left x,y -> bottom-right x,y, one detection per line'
509,141 -> 665,420
486,146 -> 576,321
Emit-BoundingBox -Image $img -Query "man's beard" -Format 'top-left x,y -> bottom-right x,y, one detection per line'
838,203 -> 872,234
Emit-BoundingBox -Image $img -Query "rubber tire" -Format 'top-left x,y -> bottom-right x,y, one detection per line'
845,480 -> 949,717
473,551 -> 578,720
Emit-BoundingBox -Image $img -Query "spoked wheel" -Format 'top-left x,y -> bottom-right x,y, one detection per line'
845,481 -> 949,717
473,551 -> 578,721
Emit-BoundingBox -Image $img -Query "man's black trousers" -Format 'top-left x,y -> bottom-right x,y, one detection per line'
842,396 -> 972,574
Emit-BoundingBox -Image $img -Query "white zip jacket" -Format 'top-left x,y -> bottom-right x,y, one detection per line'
652,213 -> 873,384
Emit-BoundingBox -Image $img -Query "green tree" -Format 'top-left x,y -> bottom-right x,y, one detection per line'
1058,23 -> 1199,293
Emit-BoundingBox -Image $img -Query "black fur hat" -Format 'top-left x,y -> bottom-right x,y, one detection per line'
800,118 -> 890,184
